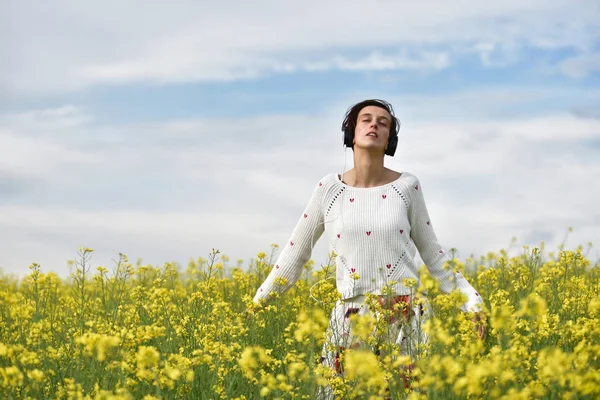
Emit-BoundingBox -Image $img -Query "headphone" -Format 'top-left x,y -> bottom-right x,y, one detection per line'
341,99 -> 401,157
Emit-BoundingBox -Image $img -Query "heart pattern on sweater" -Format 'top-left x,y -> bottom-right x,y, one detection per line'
258,191 -> 483,310
255,179 -> 479,304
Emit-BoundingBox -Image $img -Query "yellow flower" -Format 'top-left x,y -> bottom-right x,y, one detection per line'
537,348 -> 570,387
350,312 -> 377,342
2,366 -> 24,388
588,297 -> 600,316
238,346 -> 274,380
343,350 -> 386,392
26,369 -> 44,382
293,308 -> 328,344
403,277 -> 418,288
136,346 -> 160,381
165,366 -> 181,381
186,370 -> 194,382
499,369 -> 516,385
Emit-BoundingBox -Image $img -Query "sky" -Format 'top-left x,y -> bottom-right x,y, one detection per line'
1,0 -> 599,278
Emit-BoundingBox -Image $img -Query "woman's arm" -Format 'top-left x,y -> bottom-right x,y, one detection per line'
407,177 -> 484,313
253,178 -> 326,304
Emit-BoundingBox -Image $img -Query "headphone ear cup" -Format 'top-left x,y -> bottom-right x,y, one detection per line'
343,128 -> 354,148
385,135 -> 398,156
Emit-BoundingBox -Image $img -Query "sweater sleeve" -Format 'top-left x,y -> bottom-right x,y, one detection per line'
253,178 -> 326,304
408,177 -> 484,313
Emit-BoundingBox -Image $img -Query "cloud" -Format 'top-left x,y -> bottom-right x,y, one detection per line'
272,51 -> 451,74
0,170 -> 32,197
1,88 -> 599,277
571,105 -> 600,120
0,206 -> 278,276
559,52 -> 600,79
2,0 -> 599,98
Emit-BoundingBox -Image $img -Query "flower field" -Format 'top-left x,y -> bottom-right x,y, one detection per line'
0,239 -> 599,399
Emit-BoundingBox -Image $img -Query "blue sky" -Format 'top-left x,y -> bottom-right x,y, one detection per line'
1,0 -> 599,277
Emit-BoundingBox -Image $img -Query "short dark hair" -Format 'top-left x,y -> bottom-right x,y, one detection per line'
341,99 -> 400,149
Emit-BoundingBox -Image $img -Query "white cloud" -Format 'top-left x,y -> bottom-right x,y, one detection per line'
0,206 -> 276,276
2,0 -> 599,97
273,51 -> 451,73
1,89 -> 599,277
559,52 -> 600,79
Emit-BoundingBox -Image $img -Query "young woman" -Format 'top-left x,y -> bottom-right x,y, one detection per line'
251,99 -> 485,395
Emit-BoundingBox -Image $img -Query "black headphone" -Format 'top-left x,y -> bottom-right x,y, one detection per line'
341,99 -> 400,157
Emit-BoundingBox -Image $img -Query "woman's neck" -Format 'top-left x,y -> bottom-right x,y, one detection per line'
347,151 -> 387,188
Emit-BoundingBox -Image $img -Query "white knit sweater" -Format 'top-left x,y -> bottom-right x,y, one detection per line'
253,171 -> 484,313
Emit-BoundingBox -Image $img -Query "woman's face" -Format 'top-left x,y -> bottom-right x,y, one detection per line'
353,105 -> 392,153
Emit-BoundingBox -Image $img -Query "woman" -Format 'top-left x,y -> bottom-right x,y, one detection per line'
251,99 -> 485,394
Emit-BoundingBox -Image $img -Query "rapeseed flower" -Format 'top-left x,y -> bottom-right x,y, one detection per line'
1,240 -> 599,398
343,349 -> 387,394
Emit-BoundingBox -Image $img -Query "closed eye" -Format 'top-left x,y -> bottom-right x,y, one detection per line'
362,119 -> 387,126
359,114 -> 390,126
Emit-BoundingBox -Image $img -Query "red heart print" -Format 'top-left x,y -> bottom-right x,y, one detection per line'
386,264 -> 391,269
290,241 -> 294,246
400,229 -> 404,234
304,213 -> 308,218
382,195 -> 387,199
415,185 -> 419,190
260,288 -> 263,292
276,264 -> 280,269
351,268 -> 356,273
350,198 -> 354,202
319,182 -> 322,186
337,234 -> 340,238
426,221 -> 430,225
439,250 -> 443,254
366,231 -> 371,236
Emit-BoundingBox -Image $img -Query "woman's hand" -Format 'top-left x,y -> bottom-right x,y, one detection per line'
472,312 -> 486,340
244,301 -> 261,321
243,306 -> 254,321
